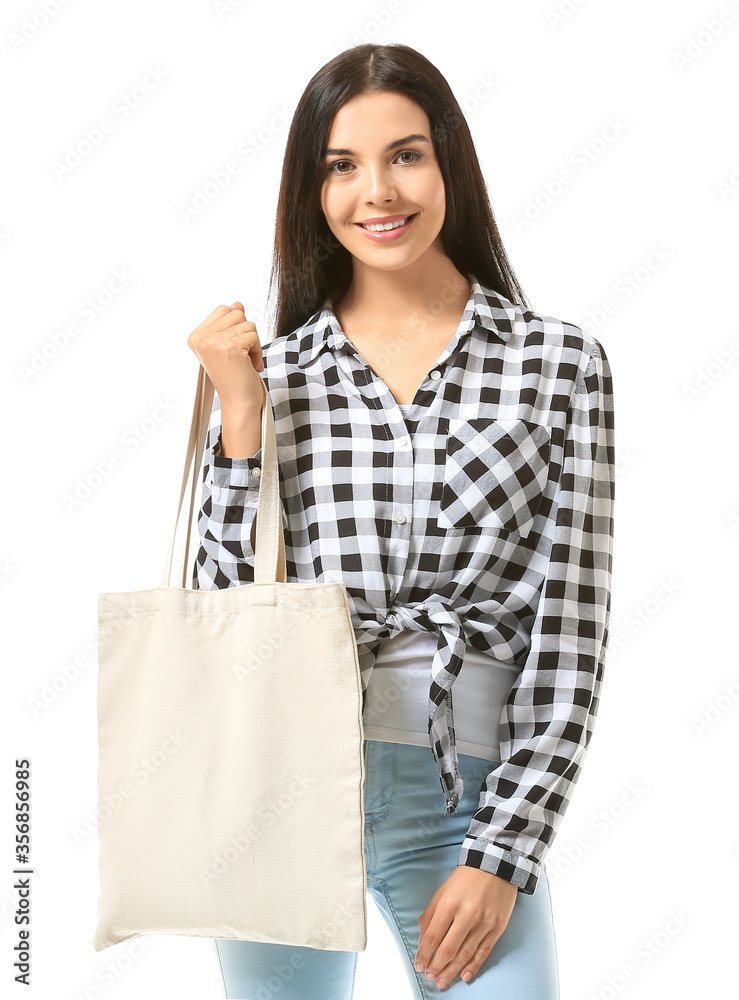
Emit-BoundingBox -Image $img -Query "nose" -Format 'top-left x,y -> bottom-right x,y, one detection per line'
361,160 -> 398,203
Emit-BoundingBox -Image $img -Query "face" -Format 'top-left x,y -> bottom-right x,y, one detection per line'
319,91 -> 446,274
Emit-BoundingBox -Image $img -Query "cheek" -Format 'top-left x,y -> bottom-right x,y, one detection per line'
412,172 -> 446,217
319,182 -> 330,216
428,181 -> 447,214
321,183 -> 351,226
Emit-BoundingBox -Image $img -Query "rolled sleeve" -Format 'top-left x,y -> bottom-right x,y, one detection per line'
457,336 -> 616,893
191,390 -> 287,589
212,431 -> 264,489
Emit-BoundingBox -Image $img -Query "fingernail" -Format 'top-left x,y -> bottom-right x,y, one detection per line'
415,963 -> 425,971
437,979 -> 448,989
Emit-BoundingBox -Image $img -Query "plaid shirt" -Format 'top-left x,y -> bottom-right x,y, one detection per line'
192,275 -> 615,894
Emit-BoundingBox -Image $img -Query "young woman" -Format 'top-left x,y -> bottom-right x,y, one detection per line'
188,42 -> 615,1000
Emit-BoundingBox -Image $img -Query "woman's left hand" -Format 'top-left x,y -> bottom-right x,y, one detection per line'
414,866 -> 518,989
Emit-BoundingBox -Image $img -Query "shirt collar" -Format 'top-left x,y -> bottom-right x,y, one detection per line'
294,274 -> 518,371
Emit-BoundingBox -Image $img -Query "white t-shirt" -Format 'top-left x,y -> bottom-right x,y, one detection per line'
362,626 -> 518,762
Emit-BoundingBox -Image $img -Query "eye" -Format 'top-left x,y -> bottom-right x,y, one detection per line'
328,159 -> 352,175
327,149 -> 424,174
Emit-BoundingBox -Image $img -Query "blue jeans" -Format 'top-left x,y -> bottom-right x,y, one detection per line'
213,739 -> 560,999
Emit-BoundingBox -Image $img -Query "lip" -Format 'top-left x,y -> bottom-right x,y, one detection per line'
353,212 -> 419,242
355,213 -> 415,224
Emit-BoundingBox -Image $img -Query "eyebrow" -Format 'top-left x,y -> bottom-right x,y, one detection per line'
322,134 -> 431,157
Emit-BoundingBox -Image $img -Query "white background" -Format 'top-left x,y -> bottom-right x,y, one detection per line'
2,0 -> 738,997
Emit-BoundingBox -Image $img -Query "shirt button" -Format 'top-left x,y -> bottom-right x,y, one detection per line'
394,512 -> 407,525
398,435 -> 409,447
429,369 -> 441,380
252,467 -> 261,477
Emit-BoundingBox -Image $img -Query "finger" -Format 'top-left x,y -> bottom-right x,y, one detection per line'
229,301 -> 244,311
189,303 -> 231,339
421,917 -> 473,981
219,320 -> 259,342
249,340 -> 265,371
212,309 -> 253,334
442,926 -> 499,989
414,902 -> 437,968
415,911 -> 455,974
416,886 -> 442,940
227,324 -> 264,371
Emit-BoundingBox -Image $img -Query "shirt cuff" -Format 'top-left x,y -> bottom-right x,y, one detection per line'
457,838 -> 541,895
211,431 -> 263,491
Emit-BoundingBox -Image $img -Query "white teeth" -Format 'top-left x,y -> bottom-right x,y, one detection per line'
360,215 -> 412,231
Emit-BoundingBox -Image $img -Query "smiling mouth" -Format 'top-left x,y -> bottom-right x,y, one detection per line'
355,212 -> 419,232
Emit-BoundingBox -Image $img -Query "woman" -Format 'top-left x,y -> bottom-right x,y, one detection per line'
189,42 -> 615,1000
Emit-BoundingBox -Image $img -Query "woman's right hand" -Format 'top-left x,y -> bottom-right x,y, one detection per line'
187,302 -> 265,412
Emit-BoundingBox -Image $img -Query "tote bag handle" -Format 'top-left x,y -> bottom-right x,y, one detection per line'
161,366 -> 286,590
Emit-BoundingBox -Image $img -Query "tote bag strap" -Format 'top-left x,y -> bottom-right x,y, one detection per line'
161,365 -> 286,589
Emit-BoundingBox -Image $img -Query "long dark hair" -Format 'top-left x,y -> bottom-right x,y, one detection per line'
265,43 -> 530,341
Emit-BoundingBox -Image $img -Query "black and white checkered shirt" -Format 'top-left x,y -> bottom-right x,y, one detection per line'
192,274 -> 615,894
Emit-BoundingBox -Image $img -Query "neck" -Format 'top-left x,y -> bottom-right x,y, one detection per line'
333,260 -> 471,335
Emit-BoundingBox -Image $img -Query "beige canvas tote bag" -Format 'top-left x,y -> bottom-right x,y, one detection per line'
93,364 -> 368,952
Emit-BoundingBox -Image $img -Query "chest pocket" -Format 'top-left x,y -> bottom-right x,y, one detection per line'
438,418 -> 552,538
